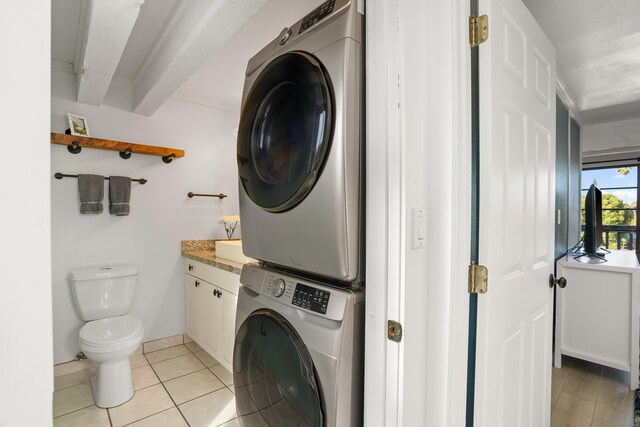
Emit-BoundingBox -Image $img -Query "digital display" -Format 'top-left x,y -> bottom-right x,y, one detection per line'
292,283 -> 330,314
299,0 -> 336,34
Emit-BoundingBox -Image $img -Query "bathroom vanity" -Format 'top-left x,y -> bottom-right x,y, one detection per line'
182,240 -> 246,373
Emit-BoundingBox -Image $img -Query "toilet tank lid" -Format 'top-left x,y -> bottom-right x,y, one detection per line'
70,265 -> 138,281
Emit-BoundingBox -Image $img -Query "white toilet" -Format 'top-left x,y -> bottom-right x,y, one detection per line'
70,265 -> 144,408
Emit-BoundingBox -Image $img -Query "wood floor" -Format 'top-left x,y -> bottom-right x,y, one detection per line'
551,355 -> 635,427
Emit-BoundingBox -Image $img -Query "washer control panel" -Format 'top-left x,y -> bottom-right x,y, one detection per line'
292,283 -> 330,314
240,263 -> 351,321
264,273 -> 295,301
271,278 -> 286,297
299,0 -> 336,34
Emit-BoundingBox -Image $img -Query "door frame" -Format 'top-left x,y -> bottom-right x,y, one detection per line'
364,0 -> 472,425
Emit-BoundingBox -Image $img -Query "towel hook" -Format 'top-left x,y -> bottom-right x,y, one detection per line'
119,147 -> 132,159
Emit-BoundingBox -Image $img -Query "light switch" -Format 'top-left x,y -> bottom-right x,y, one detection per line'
411,208 -> 425,249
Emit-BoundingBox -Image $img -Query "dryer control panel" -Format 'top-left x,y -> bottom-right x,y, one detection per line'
299,0 -> 336,34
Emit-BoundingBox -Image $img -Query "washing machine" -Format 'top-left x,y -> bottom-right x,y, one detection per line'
233,263 -> 365,426
237,0 -> 364,285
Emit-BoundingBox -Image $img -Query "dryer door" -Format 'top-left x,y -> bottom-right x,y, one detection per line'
237,51 -> 334,213
233,309 -> 323,427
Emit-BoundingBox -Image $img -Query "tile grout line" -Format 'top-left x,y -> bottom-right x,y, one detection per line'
107,403 -> 114,427
144,352 -> 193,427
109,354 -> 184,427
147,343 -> 235,425
54,335 -> 233,426
52,401 -> 96,420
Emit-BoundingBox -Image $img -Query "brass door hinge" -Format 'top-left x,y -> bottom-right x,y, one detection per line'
468,264 -> 488,294
469,15 -> 489,47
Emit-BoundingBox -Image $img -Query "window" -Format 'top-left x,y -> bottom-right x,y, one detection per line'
581,166 -> 638,251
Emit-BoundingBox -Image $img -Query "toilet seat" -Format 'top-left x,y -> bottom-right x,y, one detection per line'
79,315 -> 143,353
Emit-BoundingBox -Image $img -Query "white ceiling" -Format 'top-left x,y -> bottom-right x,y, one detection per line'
174,0 -> 321,111
523,0 -> 640,125
52,0 -> 321,114
52,0 -> 640,125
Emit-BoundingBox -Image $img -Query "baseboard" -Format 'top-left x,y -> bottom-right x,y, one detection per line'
54,333 -> 188,377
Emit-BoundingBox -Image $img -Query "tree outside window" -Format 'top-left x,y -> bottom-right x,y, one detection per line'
581,166 -> 638,251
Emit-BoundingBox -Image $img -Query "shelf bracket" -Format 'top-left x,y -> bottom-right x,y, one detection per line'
67,142 -> 82,154
162,154 -> 177,164
119,148 -> 132,159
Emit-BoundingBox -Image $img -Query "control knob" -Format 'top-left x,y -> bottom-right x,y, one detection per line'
271,278 -> 286,298
278,27 -> 292,45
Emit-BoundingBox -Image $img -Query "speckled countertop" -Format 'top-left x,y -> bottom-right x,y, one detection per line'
181,239 -> 250,275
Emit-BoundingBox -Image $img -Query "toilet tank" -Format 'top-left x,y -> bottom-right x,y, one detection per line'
70,265 -> 138,321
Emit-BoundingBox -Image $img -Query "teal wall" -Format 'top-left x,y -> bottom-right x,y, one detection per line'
555,96 -> 569,261
554,95 -> 581,261
568,118 -> 581,246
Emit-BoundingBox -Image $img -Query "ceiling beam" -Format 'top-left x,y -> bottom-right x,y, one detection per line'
75,0 -> 144,106
132,0 -> 266,116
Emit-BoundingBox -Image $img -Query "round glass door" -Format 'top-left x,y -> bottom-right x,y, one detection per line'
233,309 -> 323,426
237,51 -> 334,212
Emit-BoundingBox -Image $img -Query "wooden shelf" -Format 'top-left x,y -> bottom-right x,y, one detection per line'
51,133 -> 185,162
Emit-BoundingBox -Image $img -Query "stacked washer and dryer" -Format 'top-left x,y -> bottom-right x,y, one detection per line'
233,1 -> 365,426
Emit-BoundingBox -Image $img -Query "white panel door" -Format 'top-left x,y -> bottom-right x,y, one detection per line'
475,0 -> 556,425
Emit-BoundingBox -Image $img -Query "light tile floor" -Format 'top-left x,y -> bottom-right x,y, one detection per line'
53,342 -> 237,427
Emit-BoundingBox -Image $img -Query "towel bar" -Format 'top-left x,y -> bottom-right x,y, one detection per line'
54,172 -> 147,185
187,192 -> 227,199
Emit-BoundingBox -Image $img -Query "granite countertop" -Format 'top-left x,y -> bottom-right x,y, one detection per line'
181,239 -> 250,275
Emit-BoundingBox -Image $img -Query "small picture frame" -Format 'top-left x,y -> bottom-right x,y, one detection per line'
67,113 -> 90,137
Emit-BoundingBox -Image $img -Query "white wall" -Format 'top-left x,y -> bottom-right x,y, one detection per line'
51,68 -> 240,363
364,0 -> 470,425
581,117 -> 640,163
0,2 -> 53,426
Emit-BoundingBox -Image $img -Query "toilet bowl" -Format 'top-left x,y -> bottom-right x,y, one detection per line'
70,265 -> 144,408
79,315 -> 144,408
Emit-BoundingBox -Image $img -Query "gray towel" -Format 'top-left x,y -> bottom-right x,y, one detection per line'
78,174 -> 104,214
109,176 -> 131,216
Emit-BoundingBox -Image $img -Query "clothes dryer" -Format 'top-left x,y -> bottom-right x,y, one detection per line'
237,0 -> 364,285
233,263 -> 364,426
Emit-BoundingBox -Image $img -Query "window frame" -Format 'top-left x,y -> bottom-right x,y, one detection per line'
581,164 -> 639,256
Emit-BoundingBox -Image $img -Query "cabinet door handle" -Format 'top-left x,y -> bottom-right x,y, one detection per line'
195,281 -> 200,287
188,264 -> 194,271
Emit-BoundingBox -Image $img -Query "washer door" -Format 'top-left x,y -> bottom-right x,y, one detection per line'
237,51 -> 333,212
233,309 -> 323,427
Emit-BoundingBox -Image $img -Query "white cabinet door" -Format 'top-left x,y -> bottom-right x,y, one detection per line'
185,274 -> 202,342
184,261 -> 239,372
202,283 -> 222,361
221,290 -> 238,370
